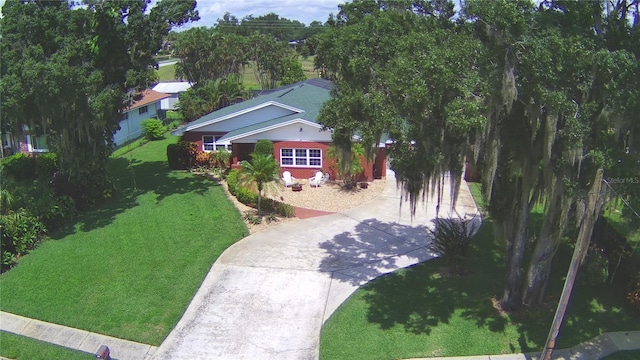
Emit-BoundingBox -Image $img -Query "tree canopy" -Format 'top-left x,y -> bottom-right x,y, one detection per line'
315,0 -> 640,311
0,0 -> 198,203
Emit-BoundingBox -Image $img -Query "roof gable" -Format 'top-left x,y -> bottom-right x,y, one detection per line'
126,89 -> 170,111
175,79 -> 333,136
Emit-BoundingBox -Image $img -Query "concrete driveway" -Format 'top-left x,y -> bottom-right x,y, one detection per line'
152,171 -> 480,360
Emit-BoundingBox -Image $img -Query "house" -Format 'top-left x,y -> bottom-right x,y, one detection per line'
173,78 -> 386,181
0,125 -> 48,156
152,81 -> 192,115
114,89 -> 170,146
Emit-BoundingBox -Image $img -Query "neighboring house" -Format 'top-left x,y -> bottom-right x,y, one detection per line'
2,125 -> 49,155
152,81 -> 192,115
114,89 -> 170,146
174,78 -> 386,181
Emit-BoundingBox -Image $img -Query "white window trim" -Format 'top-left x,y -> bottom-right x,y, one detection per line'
280,148 -> 322,168
27,135 -> 48,153
202,135 -> 230,152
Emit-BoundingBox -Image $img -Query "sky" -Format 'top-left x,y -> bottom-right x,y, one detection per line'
189,0 -> 346,28
0,0 -> 346,27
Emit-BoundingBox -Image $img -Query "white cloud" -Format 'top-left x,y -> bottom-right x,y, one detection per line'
194,0 -> 344,27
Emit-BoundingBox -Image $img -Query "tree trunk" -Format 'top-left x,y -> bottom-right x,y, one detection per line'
498,170 -> 535,310
257,189 -> 262,216
522,186 -> 570,306
499,191 -> 531,311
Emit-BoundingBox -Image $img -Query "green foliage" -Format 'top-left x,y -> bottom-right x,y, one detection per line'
1,153 -> 35,180
227,168 -> 294,217
239,152 -> 280,215
1,209 -> 47,271
0,0 -> 198,205
173,29 -> 248,86
166,140 -> 197,170
327,142 -> 366,188
226,169 -> 240,195
141,119 -> 166,141
243,211 -> 262,225
216,149 -> 231,169
428,217 -> 478,273
254,140 -> 275,156
279,55 -> 306,86
177,75 -> 248,121
583,246 -> 610,285
628,272 -> 640,312
34,153 -> 58,180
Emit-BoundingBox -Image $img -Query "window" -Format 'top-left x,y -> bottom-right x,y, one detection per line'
280,148 -> 322,168
138,106 -> 148,115
202,135 -> 229,152
28,135 -> 48,152
120,112 -> 129,121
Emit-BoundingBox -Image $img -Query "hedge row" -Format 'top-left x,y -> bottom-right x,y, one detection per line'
226,169 -> 295,218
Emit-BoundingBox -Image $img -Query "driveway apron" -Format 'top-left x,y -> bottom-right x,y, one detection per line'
153,171 -> 480,360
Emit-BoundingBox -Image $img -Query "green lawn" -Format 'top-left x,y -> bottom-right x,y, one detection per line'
604,350 -> 640,359
157,62 -> 177,82
0,136 -> 248,346
320,194 -> 639,359
0,332 -> 93,360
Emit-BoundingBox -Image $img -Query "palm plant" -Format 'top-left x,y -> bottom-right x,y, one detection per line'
239,152 -> 280,215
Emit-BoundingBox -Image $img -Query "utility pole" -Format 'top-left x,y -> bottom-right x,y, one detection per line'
540,169 -> 604,360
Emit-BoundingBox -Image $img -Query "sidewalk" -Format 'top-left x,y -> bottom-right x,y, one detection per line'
0,311 -> 157,360
2,309 -> 638,360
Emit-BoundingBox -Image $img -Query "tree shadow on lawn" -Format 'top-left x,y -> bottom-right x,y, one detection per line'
349,218 -> 639,353
51,157 -> 218,238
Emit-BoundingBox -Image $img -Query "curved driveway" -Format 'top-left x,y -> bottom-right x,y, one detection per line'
153,171 -> 480,360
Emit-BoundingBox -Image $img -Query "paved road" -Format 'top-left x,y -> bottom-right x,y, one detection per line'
153,170 -> 480,360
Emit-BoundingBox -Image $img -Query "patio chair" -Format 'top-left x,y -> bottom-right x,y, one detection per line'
282,171 -> 296,187
309,171 -> 324,187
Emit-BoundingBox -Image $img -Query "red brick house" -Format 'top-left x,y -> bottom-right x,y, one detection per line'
173,79 -> 387,181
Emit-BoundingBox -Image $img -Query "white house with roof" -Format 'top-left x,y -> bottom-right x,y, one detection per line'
152,81 -> 192,112
114,89 -> 170,146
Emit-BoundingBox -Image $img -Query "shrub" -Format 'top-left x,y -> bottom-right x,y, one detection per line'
262,198 -> 296,218
226,169 -> 240,195
429,216 -> 479,273
216,149 -> 231,169
167,140 -> 198,170
1,209 -> 47,271
141,119 -> 166,141
584,245 -> 609,285
628,272 -> 640,312
192,151 -> 218,169
35,152 -> 58,180
243,211 -> 262,225
1,153 -> 35,180
235,187 -> 258,205
255,140 -> 274,157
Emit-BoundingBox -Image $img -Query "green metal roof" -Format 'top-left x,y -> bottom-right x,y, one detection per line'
175,79 -> 333,135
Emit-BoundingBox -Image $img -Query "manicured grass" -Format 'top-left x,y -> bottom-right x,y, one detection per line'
0,332 -> 93,360
0,136 -> 248,346
320,218 -> 638,358
604,350 -> 640,359
157,63 -> 177,81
